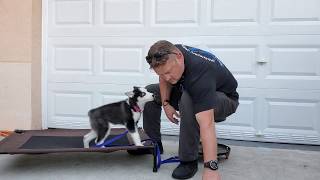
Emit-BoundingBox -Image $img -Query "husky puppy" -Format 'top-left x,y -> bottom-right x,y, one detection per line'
83,87 -> 154,148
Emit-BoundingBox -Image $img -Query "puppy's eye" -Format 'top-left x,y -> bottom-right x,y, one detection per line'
141,92 -> 146,96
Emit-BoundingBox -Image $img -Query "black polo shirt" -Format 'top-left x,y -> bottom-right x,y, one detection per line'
175,44 -> 239,114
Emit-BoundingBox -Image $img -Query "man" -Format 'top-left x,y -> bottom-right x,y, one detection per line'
129,40 -> 239,180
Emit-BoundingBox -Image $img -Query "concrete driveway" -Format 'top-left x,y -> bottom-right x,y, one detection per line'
0,136 -> 319,180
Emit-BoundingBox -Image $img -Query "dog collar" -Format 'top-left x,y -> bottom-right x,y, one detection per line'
132,105 -> 142,112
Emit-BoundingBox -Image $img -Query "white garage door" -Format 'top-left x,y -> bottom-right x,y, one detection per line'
42,0 -> 320,145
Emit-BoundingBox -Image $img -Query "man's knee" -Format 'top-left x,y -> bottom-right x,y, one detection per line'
214,91 -> 239,120
145,84 -> 160,94
145,84 -> 161,106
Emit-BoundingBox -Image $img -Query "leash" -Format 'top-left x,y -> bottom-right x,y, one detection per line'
154,144 -> 180,169
94,130 -> 130,148
93,130 -> 180,169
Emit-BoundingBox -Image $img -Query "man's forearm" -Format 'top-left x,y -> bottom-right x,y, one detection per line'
159,77 -> 172,104
195,109 -> 217,161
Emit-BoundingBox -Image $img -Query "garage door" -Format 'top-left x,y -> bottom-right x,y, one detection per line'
43,0 -> 320,145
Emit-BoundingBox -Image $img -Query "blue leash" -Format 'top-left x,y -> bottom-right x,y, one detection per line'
155,144 -> 180,168
93,130 -> 180,169
94,130 -> 130,148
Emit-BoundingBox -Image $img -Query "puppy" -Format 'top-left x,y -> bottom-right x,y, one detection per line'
83,87 -> 154,148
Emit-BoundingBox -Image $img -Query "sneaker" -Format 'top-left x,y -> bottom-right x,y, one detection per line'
172,160 -> 198,179
127,141 -> 163,155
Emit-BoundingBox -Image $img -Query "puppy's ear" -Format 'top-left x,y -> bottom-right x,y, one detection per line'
125,91 -> 134,98
133,86 -> 140,91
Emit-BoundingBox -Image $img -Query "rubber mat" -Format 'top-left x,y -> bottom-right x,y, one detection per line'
20,135 -> 130,149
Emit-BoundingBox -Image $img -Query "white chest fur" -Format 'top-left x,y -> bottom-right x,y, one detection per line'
126,100 -> 142,123
132,110 -> 141,122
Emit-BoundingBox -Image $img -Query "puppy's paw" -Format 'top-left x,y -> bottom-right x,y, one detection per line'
83,143 -> 90,148
135,142 -> 144,146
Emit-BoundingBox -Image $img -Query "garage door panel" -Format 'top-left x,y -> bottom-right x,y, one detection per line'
52,92 -> 92,117
102,47 -> 143,73
103,0 -> 144,25
154,0 -> 199,25
261,78 -> 320,91
47,116 -> 90,129
48,83 -> 134,105
53,0 -> 94,25
266,0 -> 320,34
47,39 -> 149,84
266,99 -> 318,130
210,47 -> 258,75
209,0 -> 259,23
200,37 -> 265,89
269,47 -> 319,76
47,89 -> 93,129
207,45 -> 260,89
262,48 -> 320,89
101,94 -> 127,106
270,0 -> 319,22
47,83 -> 135,128
261,89 -> 320,144
260,36 -> 320,90
51,45 -> 93,74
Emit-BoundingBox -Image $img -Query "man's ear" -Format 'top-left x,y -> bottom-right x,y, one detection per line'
125,91 -> 134,98
175,52 -> 183,63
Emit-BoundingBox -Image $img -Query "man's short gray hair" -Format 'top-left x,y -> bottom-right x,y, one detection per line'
146,40 -> 177,69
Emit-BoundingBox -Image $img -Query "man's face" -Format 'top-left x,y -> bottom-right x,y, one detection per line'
153,53 -> 184,84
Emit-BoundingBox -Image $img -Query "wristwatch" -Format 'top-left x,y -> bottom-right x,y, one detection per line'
204,160 -> 218,170
162,100 -> 170,107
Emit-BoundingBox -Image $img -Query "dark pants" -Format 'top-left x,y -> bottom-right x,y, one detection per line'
143,84 -> 239,161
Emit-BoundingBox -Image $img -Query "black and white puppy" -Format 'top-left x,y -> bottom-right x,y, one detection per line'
83,87 -> 154,148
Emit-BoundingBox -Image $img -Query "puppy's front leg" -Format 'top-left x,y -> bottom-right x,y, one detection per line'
129,128 -> 143,146
83,130 -> 97,148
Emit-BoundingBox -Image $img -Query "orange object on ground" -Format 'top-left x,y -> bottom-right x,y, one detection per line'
0,131 -> 13,137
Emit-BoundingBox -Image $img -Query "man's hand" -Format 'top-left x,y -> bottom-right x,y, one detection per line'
203,169 -> 221,180
163,105 -> 180,124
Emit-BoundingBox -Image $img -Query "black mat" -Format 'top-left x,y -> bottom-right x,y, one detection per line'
20,135 -> 130,149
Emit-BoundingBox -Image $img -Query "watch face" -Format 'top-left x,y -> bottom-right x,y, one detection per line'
209,160 -> 218,170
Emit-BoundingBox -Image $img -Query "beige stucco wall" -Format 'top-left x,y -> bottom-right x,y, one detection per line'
0,0 -> 42,131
